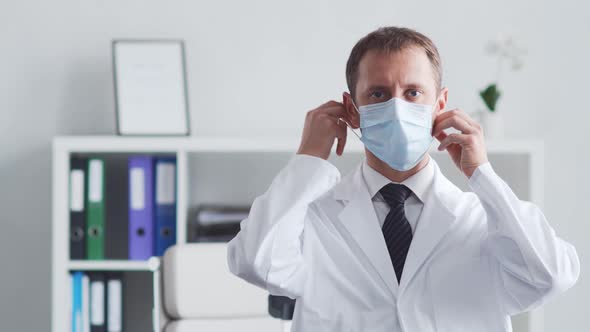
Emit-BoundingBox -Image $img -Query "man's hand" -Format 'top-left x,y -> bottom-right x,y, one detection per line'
297,100 -> 350,160
433,109 -> 488,178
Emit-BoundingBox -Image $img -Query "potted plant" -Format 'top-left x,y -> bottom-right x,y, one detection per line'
479,34 -> 526,138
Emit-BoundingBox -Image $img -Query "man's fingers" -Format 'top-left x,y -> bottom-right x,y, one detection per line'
316,100 -> 344,113
435,109 -> 479,128
435,108 -> 466,121
318,100 -> 342,108
437,133 -> 470,151
336,133 -> 347,156
433,116 -> 474,136
315,100 -> 344,111
320,112 -> 354,132
337,114 -> 354,127
335,116 -> 348,137
434,131 -> 447,142
335,117 -> 347,156
320,104 -> 347,117
318,113 -> 346,129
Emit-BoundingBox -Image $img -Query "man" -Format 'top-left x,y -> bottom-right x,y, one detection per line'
227,27 -> 579,331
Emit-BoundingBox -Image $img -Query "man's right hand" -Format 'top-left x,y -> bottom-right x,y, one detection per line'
297,100 -> 350,160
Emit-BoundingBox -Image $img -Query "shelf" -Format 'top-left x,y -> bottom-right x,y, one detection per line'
53,135 -> 543,154
52,136 -> 315,153
67,258 -> 160,272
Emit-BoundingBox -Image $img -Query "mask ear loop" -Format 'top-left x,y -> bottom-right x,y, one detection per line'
338,99 -> 362,140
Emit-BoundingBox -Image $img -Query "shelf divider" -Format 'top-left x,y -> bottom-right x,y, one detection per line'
67,258 -> 160,272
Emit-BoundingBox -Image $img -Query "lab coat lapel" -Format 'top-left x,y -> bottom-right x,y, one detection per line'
332,164 -> 399,298
398,161 -> 458,294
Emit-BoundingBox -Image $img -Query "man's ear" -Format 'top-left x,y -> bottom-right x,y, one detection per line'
342,92 -> 360,129
436,87 -> 449,115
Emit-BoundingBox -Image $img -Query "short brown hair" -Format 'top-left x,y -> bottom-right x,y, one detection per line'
345,27 -> 442,99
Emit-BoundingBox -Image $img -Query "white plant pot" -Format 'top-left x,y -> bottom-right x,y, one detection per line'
480,111 -> 504,139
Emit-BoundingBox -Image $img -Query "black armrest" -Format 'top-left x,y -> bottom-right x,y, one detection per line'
268,295 -> 296,320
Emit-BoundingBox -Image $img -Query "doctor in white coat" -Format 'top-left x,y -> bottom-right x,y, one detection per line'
227,27 -> 580,331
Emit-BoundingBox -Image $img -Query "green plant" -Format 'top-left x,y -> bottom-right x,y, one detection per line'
480,83 -> 501,112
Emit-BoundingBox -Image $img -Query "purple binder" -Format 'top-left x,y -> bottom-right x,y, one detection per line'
128,156 -> 155,260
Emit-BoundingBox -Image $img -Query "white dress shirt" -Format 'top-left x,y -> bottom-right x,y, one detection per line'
361,156 -> 435,233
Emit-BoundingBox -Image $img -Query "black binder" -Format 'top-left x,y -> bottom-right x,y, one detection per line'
89,272 -> 107,332
105,156 -> 129,259
70,156 -> 87,259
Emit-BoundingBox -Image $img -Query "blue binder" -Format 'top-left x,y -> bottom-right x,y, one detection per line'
128,156 -> 155,260
154,157 -> 177,256
72,272 -> 83,332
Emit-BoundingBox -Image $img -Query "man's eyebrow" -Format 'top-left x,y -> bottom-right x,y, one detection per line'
364,83 -> 428,91
366,85 -> 390,91
404,83 -> 427,90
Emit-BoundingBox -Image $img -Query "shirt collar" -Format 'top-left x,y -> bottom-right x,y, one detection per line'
361,156 -> 435,203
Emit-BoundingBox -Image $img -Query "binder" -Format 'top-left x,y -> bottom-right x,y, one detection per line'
128,156 -> 155,260
70,157 -> 87,259
72,272 -> 83,332
154,157 -> 177,256
82,274 -> 91,332
69,274 -> 73,332
105,156 -> 129,259
106,273 -> 123,332
86,158 -> 105,260
89,273 -> 106,332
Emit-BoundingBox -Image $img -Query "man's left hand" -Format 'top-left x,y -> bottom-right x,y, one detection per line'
433,109 -> 488,178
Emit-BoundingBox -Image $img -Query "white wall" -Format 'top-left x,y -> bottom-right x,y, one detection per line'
1,0 -> 588,330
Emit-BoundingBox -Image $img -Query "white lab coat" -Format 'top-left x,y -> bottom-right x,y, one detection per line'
227,155 -> 579,331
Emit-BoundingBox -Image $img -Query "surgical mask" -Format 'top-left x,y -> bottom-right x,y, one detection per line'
347,97 -> 435,172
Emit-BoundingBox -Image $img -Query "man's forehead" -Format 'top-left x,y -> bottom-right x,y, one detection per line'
357,47 -> 435,88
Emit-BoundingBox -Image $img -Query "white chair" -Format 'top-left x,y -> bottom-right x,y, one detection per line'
161,243 -> 290,332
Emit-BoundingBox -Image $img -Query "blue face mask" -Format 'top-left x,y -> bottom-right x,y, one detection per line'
350,97 -> 435,172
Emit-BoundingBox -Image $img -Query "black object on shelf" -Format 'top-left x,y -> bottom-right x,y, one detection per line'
192,222 -> 241,242
188,205 -> 250,243
268,295 -> 296,320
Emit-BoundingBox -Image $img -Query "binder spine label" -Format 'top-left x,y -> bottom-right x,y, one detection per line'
90,281 -> 105,325
130,168 -> 145,210
156,163 -> 176,205
89,160 -> 104,203
70,170 -> 85,212
107,280 -> 123,332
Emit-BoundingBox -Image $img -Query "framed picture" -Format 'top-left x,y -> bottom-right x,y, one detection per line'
112,39 -> 191,136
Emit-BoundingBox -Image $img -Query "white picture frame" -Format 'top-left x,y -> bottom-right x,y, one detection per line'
113,40 -> 190,136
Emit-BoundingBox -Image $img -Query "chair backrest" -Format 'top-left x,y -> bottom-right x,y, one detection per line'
162,243 -> 269,320
163,318 -> 284,332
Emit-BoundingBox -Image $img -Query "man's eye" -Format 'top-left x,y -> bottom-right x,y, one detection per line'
407,90 -> 422,98
370,91 -> 384,98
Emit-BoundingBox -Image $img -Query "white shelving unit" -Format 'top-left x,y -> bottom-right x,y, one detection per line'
52,136 -> 545,332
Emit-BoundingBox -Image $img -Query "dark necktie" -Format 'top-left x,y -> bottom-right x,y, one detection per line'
379,183 -> 413,283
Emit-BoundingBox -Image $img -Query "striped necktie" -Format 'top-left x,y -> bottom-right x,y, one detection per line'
379,183 -> 413,283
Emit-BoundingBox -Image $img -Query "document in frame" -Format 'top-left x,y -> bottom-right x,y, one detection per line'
113,40 -> 190,135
